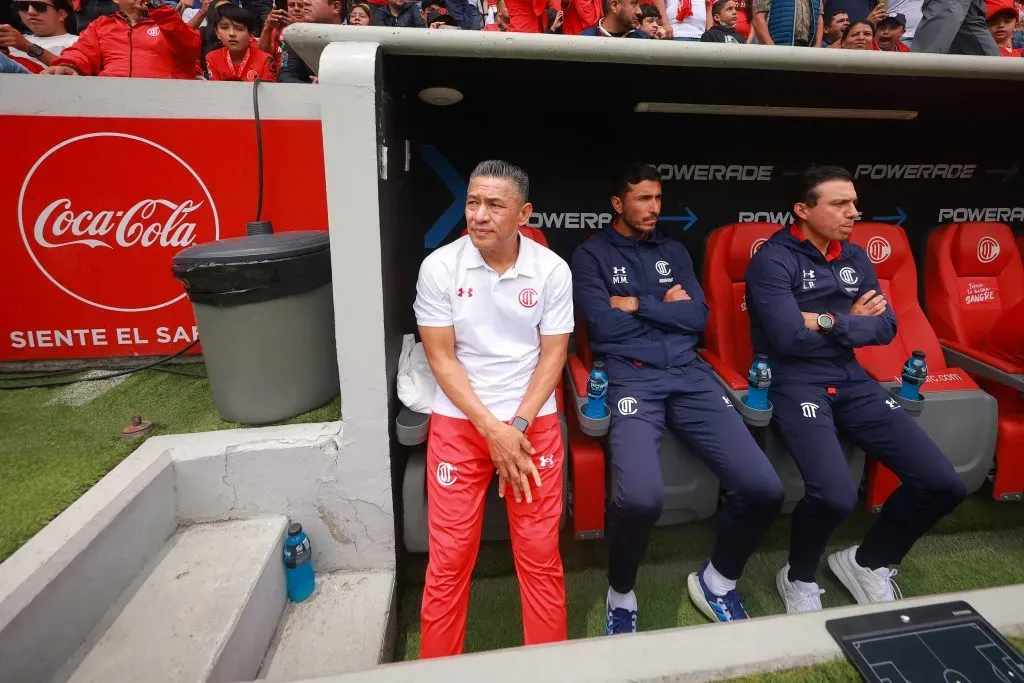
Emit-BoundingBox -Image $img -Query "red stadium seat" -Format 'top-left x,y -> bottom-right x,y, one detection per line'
848,223 -> 997,510
925,223 -> 1024,502
700,223 -> 864,512
398,228 -> 603,552
700,222 -> 779,389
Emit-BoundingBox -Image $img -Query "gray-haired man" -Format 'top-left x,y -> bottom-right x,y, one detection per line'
413,160 -> 574,658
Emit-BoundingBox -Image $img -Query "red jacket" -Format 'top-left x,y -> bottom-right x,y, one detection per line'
206,39 -> 275,81
871,40 -> 910,52
53,5 -> 200,79
561,0 -> 601,34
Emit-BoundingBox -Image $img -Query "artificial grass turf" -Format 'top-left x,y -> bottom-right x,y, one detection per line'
0,366 -> 340,563
396,495 -> 1024,659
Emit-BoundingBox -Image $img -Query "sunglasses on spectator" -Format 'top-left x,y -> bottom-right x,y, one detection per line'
15,1 -> 57,11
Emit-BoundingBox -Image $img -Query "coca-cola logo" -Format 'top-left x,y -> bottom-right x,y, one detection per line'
19,133 -> 218,312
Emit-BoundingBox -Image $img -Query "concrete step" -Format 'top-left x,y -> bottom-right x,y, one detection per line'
259,569 -> 396,681
63,516 -> 289,683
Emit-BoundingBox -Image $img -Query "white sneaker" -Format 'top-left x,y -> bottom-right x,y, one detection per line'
776,564 -> 824,613
828,546 -> 903,604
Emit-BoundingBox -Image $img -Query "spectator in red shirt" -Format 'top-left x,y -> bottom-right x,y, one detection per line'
840,17 -> 873,46
874,12 -> 910,50
560,0 -> 601,33
987,0 -> 1023,54
483,0 -> 510,28
42,0 -> 200,77
206,4 -> 273,80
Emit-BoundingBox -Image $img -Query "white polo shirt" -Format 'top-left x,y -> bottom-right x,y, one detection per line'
414,233 -> 574,422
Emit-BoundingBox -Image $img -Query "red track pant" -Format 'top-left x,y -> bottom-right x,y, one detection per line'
419,413 -> 567,659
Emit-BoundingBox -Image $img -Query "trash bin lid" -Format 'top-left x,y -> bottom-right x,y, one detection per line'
171,231 -> 332,307
171,231 -> 329,266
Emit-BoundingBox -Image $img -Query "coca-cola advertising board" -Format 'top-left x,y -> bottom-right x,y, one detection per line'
1,116 -> 328,361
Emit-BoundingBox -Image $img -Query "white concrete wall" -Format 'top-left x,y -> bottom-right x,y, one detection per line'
0,444 -> 176,683
173,423 -> 393,572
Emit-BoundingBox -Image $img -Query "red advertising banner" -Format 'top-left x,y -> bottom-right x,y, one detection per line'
1,115 -> 328,361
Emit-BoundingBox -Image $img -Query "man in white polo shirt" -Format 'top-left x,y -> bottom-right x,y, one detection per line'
414,159 -> 574,659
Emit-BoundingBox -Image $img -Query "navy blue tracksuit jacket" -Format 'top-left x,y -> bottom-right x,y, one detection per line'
745,227 -> 897,386
572,226 -> 783,591
745,227 -> 963,582
572,226 -> 708,368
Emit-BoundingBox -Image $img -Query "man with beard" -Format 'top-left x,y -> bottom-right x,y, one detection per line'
745,166 -> 965,614
572,163 -> 784,634
580,0 -> 648,35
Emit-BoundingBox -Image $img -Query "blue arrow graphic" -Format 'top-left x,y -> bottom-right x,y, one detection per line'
421,145 -> 467,249
660,207 -> 698,231
986,162 -> 1019,184
871,207 -> 907,227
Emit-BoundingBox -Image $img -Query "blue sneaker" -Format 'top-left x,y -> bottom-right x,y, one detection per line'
687,562 -> 750,622
605,604 -> 638,635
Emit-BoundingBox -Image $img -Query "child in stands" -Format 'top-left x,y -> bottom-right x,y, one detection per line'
207,4 -> 275,81
638,3 -> 667,36
700,0 -> 741,41
987,0 -> 1023,55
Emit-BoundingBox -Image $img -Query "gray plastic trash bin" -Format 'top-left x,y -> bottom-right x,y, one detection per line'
171,231 -> 339,424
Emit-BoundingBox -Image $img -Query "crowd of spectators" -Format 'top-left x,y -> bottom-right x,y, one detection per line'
0,0 -> 1020,78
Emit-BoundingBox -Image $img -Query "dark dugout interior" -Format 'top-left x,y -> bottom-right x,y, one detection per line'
375,50 -> 1024,561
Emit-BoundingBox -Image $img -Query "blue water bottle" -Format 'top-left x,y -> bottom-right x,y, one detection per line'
743,353 -> 771,411
898,350 -> 928,401
283,522 -> 315,602
582,360 -> 609,419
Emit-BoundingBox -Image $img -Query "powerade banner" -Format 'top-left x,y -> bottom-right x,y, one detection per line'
416,145 -> 1023,269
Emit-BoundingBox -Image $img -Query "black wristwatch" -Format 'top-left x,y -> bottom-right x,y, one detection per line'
817,313 -> 836,336
511,416 -> 529,433
27,43 -> 44,58
144,0 -> 162,9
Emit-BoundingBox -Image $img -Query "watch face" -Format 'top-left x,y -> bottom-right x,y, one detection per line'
818,314 -> 834,329
29,44 -> 43,56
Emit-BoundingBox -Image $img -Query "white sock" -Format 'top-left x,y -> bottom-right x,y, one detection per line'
701,561 -> 737,597
793,579 -> 819,592
607,587 -> 637,611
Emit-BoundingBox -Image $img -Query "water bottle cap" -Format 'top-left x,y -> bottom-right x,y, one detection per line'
593,361 -> 604,369
912,350 -> 926,359
754,353 -> 768,360
288,522 -> 303,536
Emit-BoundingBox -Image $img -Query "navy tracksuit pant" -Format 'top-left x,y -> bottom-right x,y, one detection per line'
605,356 -> 784,594
771,379 -> 967,583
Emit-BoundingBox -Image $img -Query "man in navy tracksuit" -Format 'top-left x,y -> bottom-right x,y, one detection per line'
745,166 -> 966,614
572,163 -> 784,633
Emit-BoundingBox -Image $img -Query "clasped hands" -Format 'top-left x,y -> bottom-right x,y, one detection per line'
483,420 -> 541,504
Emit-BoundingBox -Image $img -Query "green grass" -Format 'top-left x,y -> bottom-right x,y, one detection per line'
396,493 -> 1024,659
0,366 -> 339,563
